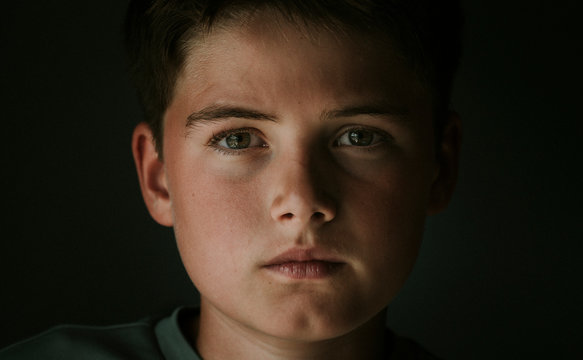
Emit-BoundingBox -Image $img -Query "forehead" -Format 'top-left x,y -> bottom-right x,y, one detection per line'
172,14 -> 429,118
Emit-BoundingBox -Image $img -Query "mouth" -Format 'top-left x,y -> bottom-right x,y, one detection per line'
262,248 -> 345,280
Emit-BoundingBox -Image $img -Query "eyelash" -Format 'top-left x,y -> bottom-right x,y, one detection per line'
207,125 -> 391,155
333,126 -> 392,149
207,127 -> 267,156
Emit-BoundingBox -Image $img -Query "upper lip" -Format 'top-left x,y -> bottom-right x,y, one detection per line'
263,248 -> 344,266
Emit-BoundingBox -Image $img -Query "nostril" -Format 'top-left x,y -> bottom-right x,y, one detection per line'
281,213 -> 294,220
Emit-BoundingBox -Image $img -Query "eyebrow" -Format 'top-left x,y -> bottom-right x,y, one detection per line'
185,102 -> 409,128
324,104 -> 409,120
186,105 -> 276,128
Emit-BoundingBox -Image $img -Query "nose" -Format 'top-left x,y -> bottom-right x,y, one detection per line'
269,155 -> 337,227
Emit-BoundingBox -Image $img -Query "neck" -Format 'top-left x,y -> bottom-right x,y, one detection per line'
189,302 -> 389,360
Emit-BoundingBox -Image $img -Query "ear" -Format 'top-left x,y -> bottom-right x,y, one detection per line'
132,122 -> 173,226
427,112 -> 462,215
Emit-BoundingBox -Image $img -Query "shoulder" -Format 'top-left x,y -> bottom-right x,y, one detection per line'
0,320 -> 164,360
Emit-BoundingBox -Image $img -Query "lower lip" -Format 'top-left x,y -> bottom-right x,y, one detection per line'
264,261 -> 343,279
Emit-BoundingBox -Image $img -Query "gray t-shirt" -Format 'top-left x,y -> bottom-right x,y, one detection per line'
0,308 -> 440,359
0,308 -> 200,360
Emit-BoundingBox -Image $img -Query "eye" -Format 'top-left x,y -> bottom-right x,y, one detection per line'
223,132 -> 251,149
335,128 -> 389,147
210,128 -> 267,152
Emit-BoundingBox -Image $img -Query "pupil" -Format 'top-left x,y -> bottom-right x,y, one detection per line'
226,133 -> 251,149
349,130 -> 373,146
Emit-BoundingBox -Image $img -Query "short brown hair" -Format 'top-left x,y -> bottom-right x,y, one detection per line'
124,0 -> 462,154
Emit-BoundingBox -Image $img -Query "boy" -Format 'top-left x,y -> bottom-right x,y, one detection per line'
1,0 -> 461,359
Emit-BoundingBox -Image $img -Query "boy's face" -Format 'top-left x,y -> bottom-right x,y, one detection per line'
135,16 -> 456,343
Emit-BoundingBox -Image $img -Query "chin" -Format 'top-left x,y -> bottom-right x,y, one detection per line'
257,303 -> 381,343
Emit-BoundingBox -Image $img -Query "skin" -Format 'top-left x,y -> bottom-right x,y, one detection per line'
133,14 -> 460,360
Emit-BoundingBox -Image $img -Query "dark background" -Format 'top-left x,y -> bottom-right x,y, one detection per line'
1,1 -> 581,358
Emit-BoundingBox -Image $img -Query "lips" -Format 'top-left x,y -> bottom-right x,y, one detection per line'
263,248 -> 344,279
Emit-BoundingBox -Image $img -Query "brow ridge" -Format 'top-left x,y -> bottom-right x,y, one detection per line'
186,105 -> 276,128
186,103 -> 409,128
324,104 -> 409,120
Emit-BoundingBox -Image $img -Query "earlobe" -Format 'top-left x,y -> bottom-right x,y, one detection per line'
132,122 -> 174,226
427,112 -> 462,215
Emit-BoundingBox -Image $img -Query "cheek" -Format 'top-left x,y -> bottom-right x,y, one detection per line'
347,182 -> 426,262
340,162 -> 433,289
167,161 -> 265,283
342,154 -> 434,235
